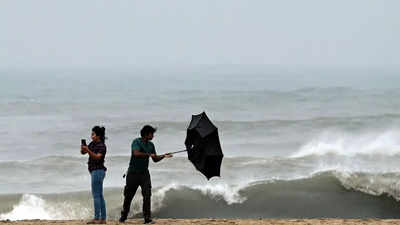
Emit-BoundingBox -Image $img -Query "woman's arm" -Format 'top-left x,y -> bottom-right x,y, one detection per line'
81,146 -> 103,160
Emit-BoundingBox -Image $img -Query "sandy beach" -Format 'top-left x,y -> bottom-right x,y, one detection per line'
1,219 -> 400,225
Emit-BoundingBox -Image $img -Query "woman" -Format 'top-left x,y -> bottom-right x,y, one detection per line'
81,126 -> 107,224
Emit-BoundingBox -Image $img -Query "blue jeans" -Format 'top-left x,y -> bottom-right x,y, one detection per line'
91,169 -> 106,220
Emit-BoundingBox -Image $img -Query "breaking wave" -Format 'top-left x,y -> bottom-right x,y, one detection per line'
2,171 -> 400,220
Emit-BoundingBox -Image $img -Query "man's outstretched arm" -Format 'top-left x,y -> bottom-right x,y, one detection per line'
133,149 -> 151,158
151,153 -> 172,163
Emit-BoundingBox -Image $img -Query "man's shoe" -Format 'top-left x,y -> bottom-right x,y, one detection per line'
144,219 -> 155,224
119,216 -> 127,223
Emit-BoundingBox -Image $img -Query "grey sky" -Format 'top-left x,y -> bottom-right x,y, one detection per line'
1,0 -> 399,68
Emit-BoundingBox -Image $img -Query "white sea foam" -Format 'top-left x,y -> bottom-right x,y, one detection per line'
0,194 -> 52,220
192,183 -> 247,204
0,194 -> 90,221
333,171 -> 400,200
291,130 -> 400,158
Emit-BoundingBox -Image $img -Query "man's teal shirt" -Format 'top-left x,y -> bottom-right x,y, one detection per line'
128,138 -> 156,173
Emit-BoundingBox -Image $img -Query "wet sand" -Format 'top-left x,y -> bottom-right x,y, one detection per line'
1,219 -> 400,225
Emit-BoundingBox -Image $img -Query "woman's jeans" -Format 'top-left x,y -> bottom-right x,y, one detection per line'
91,169 -> 106,220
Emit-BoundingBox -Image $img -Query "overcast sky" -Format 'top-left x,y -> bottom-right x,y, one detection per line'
1,0 -> 399,69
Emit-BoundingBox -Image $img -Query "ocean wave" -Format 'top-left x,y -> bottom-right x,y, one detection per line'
292,130 -> 400,157
2,171 -> 400,220
0,194 -> 91,220
3,153 -> 400,194
116,113 -> 400,126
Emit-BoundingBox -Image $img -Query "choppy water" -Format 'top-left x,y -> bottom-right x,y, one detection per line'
1,67 -> 400,220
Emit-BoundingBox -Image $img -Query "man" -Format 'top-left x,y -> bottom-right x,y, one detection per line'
120,125 -> 172,224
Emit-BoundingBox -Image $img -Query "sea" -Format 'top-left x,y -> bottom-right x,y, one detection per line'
1,66 -> 400,220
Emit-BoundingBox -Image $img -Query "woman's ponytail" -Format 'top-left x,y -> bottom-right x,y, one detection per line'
92,126 -> 106,143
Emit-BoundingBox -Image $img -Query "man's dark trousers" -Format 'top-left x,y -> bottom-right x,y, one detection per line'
121,170 -> 152,220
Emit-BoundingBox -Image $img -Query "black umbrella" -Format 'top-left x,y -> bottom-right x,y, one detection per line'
171,112 -> 223,180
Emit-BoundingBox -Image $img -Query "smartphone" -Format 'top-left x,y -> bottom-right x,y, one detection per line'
81,139 -> 87,146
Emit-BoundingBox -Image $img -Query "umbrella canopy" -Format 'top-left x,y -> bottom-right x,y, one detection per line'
184,112 -> 223,180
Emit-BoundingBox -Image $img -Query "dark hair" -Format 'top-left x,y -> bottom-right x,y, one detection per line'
140,125 -> 157,137
92,126 -> 106,143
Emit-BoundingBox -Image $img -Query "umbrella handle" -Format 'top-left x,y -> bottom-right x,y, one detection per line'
167,149 -> 187,154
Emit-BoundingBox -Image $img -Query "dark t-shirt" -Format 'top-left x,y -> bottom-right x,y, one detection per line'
88,141 -> 107,172
128,138 -> 156,173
